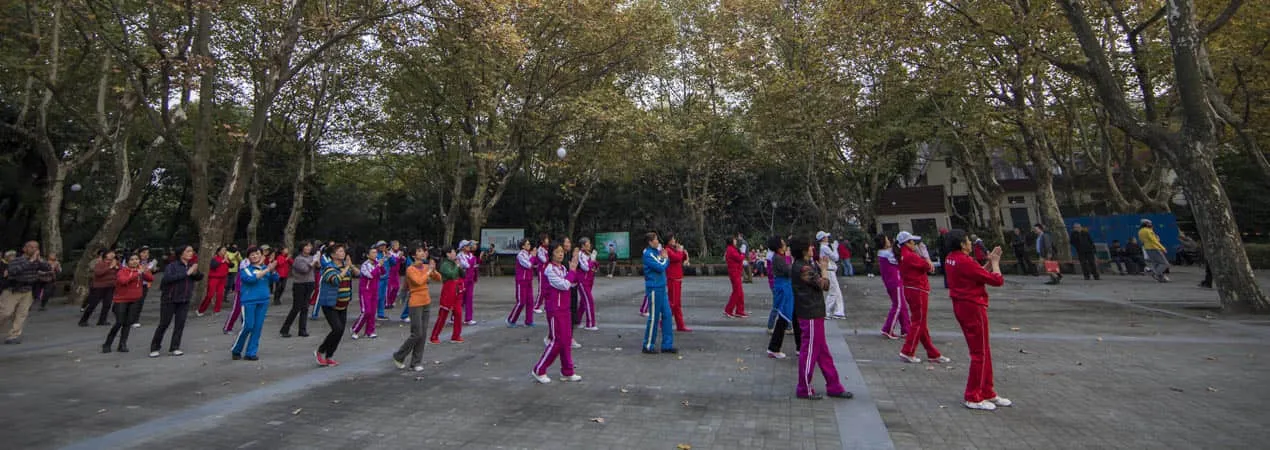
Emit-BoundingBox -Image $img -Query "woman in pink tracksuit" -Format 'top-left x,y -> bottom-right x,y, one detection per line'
531,241 -> 581,384
532,233 -> 550,313
507,239 -> 537,327
458,241 -> 479,325
385,241 -> 404,309
352,248 -> 385,339
577,237 -> 598,330
876,234 -> 909,339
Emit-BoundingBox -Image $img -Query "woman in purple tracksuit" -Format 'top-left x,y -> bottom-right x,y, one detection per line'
507,239 -> 537,327
577,237 -> 598,330
458,240 -> 479,325
222,258 -> 251,334
532,233 -> 550,313
531,241 -> 581,384
877,234 -> 909,340
352,248 -> 385,339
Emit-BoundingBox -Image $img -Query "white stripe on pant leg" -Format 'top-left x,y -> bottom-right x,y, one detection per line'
803,320 -> 816,390
230,305 -> 247,352
534,315 -> 555,373
644,291 -> 656,349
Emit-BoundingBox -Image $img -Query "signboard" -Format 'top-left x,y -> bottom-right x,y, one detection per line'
595,232 -> 630,260
480,228 -> 525,255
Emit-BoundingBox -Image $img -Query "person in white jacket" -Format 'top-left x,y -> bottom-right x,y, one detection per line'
816,231 -> 846,319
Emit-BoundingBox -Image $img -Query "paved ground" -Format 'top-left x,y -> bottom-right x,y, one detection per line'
1,266 -> 1267,449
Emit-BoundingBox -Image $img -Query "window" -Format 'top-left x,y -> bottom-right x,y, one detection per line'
911,218 -> 938,236
882,223 -> 900,236
1008,195 -> 1026,205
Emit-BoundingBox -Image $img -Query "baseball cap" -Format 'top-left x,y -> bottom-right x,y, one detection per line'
458,240 -> 470,249
896,231 -> 921,245
815,231 -> 831,241
1141,219 -> 1153,226
374,240 -> 388,247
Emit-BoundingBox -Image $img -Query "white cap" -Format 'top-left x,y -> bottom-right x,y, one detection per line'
1141,219 -> 1153,226
374,240 -> 388,247
815,231 -> 831,241
458,240 -> 470,249
896,231 -> 921,245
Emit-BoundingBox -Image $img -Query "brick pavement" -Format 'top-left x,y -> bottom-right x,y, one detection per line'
2,267 -> 1267,449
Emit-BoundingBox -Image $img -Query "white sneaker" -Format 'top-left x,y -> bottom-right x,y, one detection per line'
148,351 -> 160,358
413,366 -> 424,372
898,353 -> 922,363
584,326 -> 599,331
351,334 -> 359,340
544,337 -> 551,347
571,339 -> 582,349
393,357 -> 406,369
930,356 -> 952,364
170,350 -> 184,356
640,312 -> 649,317
767,350 -> 787,359
986,396 -> 1013,407
465,320 -> 477,325
369,333 -> 378,339
965,400 -> 997,411
533,309 -> 544,314
532,371 -> 552,384
560,374 -> 582,382
867,274 -> 875,278
403,317 -> 410,323
196,312 -> 204,317
131,323 -> 142,328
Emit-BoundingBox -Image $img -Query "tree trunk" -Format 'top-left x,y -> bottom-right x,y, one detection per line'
39,165 -> 67,261
282,150 -> 307,252
247,170 -> 262,245
566,178 -> 596,240
692,207 -> 708,258
1021,128 -> 1071,259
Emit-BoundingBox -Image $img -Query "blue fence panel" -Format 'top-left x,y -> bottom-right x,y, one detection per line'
1063,213 -> 1178,258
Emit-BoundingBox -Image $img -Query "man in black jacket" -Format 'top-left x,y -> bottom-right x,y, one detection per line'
1010,228 -> 1035,276
1,241 -> 54,344
1071,224 -> 1100,280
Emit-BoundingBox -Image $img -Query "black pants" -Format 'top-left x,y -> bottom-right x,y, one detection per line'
570,287 -> 581,326
81,287 -> 115,325
394,305 -> 431,367
862,261 -> 874,276
1014,251 -> 1036,275
282,282 -> 314,335
272,277 -> 289,305
150,302 -> 189,352
104,302 -> 140,348
35,282 -> 51,309
134,286 -> 150,324
768,316 -> 802,353
1078,253 -> 1100,279
318,306 -> 347,359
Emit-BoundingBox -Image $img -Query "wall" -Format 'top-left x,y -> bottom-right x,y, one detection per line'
1063,213 -> 1180,257
877,213 -> 951,237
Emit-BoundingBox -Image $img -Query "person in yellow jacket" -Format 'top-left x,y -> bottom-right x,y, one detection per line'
1137,219 -> 1170,282
393,246 -> 442,372
224,245 -> 243,294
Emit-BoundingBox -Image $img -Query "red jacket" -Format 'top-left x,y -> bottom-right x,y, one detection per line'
838,243 -> 851,260
92,260 -> 117,288
113,267 -> 154,303
274,254 -> 293,278
899,246 -> 932,291
209,255 -> 229,279
666,246 -> 686,280
945,251 -> 1004,306
725,245 -> 745,276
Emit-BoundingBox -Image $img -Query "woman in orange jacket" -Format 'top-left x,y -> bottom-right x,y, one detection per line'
393,246 -> 442,371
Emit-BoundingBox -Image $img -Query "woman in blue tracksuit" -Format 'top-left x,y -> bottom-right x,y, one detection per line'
232,246 -> 279,361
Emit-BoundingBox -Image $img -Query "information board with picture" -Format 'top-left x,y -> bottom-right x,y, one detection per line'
595,232 -> 630,260
480,228 -> 526,255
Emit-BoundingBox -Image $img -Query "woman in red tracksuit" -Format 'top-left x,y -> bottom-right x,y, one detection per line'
198,247 -> 230,316
665,235 -> 690,332
723,237 -> 747,318
896,231 -> 950,365
942,229 -> 1010,411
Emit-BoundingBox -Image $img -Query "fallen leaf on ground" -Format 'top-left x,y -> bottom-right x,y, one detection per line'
938,405 -> 947,409
1019,349 -> 1031,354
292,408 -> 303,415
331,400 -> 341,404
1009,327 -> 1021,332
677,356 -> 683,360
590,417 -> 606,424
1096,337 -> 1103,342
613,347 -> 623,351
619,388 -> 629,393
677,444 -> 692,450
97,409 -> 107,414
1169,387 -> 1185,393
926,366 -> 934,371
1205,356 -> 1217,361
736,358 -> 744,363
1207,387 -> 1219,393
681,400 -> 690,407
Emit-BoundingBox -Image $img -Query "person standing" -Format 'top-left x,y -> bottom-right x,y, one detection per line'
1139,219 -> 1171,282
789,236 -> 853,401
197,247 -> 230,316
103,253 -> 154,353
385,241 -> 405,310
35,252 -> 61,311
507,239 -> 537,327
131,247 -> 159,328
315,244 -> 357,366
1125,237 -> 1145,275
861,241 -> 875,277
459,240 -> 480,325
876,234 -> 909,340
531,241 -> 582,383
394,246 -> 441,372
1071,224 -> 1100,280
816,232 -> 846,320
373,241 -> 395,319
281,243 -> 318,337
665,235 -> 691,333
80,249 -> 119,327
723,237 -> 748,318
222,255 -> 253,334
352,248 -> 386,339
1,241 -> 53,344
970,236 -> 988,266
270,247 -> 293,306
838,239 -> 854,277
430,247 -> 466,344
1034,224 -> 1062,285
577,237 -> 599,331
310,240 -> 334,321
606,242 -> 618,278
231,247 -> 278,361
765,236 -> 798,359
897,231 -> 951,365
1109,240 -> 1127,275
533,234 -> 551,312
943,230 -> 1010,411
737,232 -> 752,284
224,244 -> 242,297
641,232 -> 676,354
1010,228 -> 1036,276
149,245 -> 202,357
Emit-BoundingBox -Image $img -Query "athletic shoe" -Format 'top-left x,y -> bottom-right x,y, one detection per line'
986,396 -> 1013,407
767,351 -> 787,359
827,391 -> 854,399
297,332 -> 309,337
429,339 -> 441,344
544,337 -> 551,346
412,366 -> 424,372
351,334 -> 359,340
662,347 -> 679,354
898,353 -> 921,363
640,312 -> 649,317
526,323 -> 537,327
534,309 -> 545,314
325,359 -> 339,366
737,313 -> 751,318
196,312 -> 204,317
507,321 -> 517,328
571,340 -> 582,349
244,355 -> 258,361
450,338 -> 465,343
403,317 -> 411,323
797,393 -> 824,400
170,350 -> 184,356
965,400 -> 997,411
102,345 -> 112,354
231,353 -> 242,360
377,315 -> 389,320
393,357 -> 406,370
131,323 -> 141,328
280,333 -> 292,338
584,326 -> 599,331
148,351 -> 161,358
369,334 -> 378,339
532,372 -> 552,384
881,332 -> 900,340
465,320 -> 477,325
641,348 -> 659,354
930,356 -> 952,364
831,314 -> 846,320
560,374 -> 582,382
